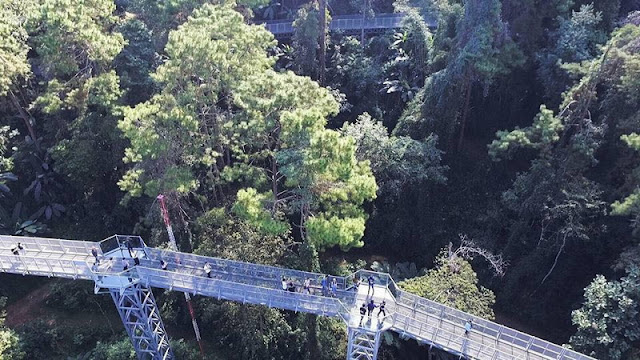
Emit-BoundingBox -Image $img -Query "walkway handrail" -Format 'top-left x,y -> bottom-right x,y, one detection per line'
0,235 -> 596,360
87,256 -> 355,322
259,12 -> 438,36
0,235 -> 95,255
386,277 -> 593,360
0,252 -> 92,280
144,247 -> 349,288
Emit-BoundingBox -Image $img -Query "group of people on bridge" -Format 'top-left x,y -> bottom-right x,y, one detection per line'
13,241 -> 391,330
359,299 -> 387,326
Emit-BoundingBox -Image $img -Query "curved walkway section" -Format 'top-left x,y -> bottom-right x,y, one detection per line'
0,235 -> 594,360
260,13 -> 437,37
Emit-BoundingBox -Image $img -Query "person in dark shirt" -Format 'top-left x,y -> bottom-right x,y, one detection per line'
367,299 -> 377,317
359,303 -> 367,326
126,239 -> 134,257
91,247 -> 99,264
377,301 -> 386,317
367,275 -> 375,295
11,243 -> 23,256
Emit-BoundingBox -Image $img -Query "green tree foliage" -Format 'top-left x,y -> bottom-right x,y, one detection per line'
33,0 -> 125,78
1,1 -> 640,358
394,0 -> 524,148
602,21 -> 640,233
0,127 -> 18,230
612,133 -> 640,229
398,249 -> 496,319
381,9 -> 432,103
570,266 -> 640,359
0,297 -> 24,360
325,36 -> 384,123
0,0 -> 126,234
485,16 -> 640,333
113,19 -> 156,105
120,2 -> 376,251
118,2 -> 276,196
537,4 -> 605,104
90,338 -> 136,360
89,336 -> 200,360
291,2 -> 326,79
489,81 -> 606,286
341,113 -> 446,198
197,300 -> 304,359
194,207 -> 288,265
48,71 -> 129,236
125,0 -> 269,48
0,0 -> 32,97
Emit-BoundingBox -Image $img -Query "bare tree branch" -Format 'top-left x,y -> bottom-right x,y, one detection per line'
448,234 -> 508,277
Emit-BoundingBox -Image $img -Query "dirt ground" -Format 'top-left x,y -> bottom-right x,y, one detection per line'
5,282 -> 53,327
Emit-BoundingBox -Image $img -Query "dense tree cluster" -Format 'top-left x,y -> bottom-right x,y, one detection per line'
0,0 -> 639,359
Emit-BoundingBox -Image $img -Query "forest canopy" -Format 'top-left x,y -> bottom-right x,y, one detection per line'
0,0 -> 639,359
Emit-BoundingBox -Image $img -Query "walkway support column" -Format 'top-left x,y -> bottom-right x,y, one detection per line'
347,326 -> 382,360
110,283 -> 174,360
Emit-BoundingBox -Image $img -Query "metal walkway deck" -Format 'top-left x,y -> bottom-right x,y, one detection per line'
0,235 -> 594,360
260,13 -> 437,37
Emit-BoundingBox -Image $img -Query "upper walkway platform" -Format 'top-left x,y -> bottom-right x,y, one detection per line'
0,234 -> 594,360
259,13 -> 437,38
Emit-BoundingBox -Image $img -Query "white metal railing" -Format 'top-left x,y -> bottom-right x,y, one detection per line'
0,253 -> 92,280
0,235 -> 594,360
0,235 -> 96,256
388,284 -> 593,360
144,247 -> 350,290
128,265 -> 352,321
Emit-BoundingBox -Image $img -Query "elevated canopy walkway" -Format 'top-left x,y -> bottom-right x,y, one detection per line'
260,13 -> 437,38
0,235 -> 594,360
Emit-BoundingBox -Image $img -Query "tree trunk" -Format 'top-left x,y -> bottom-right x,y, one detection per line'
457,77 -> 472,151
318,0 -> 327,85
305,314 -> 321,360
9,90 -> 40,152
360,1 -> 366,45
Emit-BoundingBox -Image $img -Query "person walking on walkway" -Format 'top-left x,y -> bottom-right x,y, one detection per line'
351,277 -> 361,291
11,243 -> 23,256
367,275 -> 375,295
204,262 -> 212,278
282,277 -> 288,291
377,300 -> 386,317
160,259 -> 168,271
132,251 -> 140,266
122,259 -> 133,282
330,278 -> 338,297
359,303 -> 367,326
91,247 -> 100,264
464,320 -> 473,335
303,278 -> 311,294
367,299 -> 377,317
321,276 -> 328,296
126,239 -> 134,257
287,279 -> 296,292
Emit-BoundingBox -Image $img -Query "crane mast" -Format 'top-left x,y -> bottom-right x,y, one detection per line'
157,194 -> 205,358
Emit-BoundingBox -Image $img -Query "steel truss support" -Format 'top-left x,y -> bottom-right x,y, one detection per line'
110,283 -> 174,360
347,326 -> 382,360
